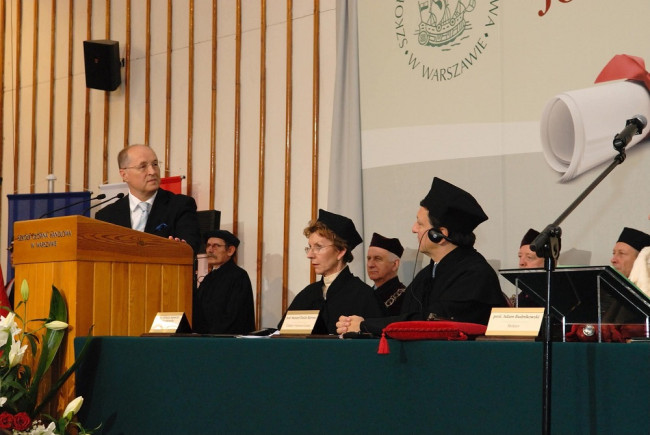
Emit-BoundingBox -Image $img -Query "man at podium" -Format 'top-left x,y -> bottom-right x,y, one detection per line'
96,144 -> 201,254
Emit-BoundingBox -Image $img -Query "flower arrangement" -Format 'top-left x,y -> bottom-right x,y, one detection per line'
0,280 -> 95,434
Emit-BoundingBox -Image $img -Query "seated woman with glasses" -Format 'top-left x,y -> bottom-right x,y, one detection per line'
278,209 -> 383,335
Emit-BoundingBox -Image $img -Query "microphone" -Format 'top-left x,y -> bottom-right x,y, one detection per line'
613,115 -> 647,150
39,193 -> 105,218
82,192 -> 125,215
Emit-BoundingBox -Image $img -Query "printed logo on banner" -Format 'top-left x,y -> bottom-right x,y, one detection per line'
395,0 -> 500,82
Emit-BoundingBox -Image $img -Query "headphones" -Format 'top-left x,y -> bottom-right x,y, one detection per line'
427,228 -> 451,244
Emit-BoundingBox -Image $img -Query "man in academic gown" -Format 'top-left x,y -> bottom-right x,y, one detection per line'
192,230 -> 255,335
337,177 -> 507,336
95,144 -> 201,254
279,209 -> 383,335
367,232 -> 407,316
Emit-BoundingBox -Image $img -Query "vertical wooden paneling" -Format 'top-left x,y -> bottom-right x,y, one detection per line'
123,0 -> 132,148
209,0 -> 217,209
127,263 -> 146,335
281,0 -> 293,312
28,0 -> 38,193
83,0 -> 92,190
186,0 -> 194,196
232,0 -> 241,235
161,265 -> 179,312
13,0 -> 22,192
145,264 -> 162,329
102,0 -> 112,183
93,262 -> 113,336
64,0 -> 74,191
164,0 -> 172,174
310,0 -> 320,283
0,0 -> 5,203
144,0 -> 151,146
47,0 -> 55,175
255,0 -> 267,330
1,0 -> 331,331
76,262 -> 95,339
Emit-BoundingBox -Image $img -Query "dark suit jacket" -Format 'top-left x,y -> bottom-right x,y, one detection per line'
95,188 -> 201,254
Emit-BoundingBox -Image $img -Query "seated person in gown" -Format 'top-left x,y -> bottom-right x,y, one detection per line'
278,209 -> 383,335
192,230 -> 255,335
367,232 -> 407,316
337,177 -> 507,336
512,228 -> 545,307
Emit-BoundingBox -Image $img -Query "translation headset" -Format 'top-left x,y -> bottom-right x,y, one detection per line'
427,228 -> 452,244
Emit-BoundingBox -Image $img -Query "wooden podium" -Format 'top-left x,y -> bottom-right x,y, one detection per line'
12,215 -> 194,410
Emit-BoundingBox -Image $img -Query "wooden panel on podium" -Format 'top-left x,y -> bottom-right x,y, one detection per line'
12,215 -> 194,412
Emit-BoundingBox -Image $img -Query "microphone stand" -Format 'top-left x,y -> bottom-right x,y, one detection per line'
530,138 -> 631,435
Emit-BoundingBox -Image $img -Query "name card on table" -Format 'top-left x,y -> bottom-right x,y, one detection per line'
149,312 -> 192,334
280,310 -> 320,335
485,308 -> 545,337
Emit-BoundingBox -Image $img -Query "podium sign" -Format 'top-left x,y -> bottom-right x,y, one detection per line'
500,266 -> 650,341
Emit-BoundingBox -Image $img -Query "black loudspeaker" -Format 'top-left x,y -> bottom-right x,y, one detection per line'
83,40 -> 121,91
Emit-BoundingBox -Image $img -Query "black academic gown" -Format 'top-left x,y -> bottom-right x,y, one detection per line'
279,266 -> 383,335
374,276 -> 406,317
362,246 -> 506,335
95,188 -> 201,254
192,259 -> 255,335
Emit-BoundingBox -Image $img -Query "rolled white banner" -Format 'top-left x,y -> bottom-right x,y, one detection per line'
540,80 -> 650,182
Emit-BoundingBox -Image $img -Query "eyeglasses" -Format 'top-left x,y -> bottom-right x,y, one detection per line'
121,161 -> 161,172
304,244 -> 333,254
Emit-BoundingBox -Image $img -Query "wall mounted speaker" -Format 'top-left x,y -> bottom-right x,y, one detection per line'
83,40 -> 121,91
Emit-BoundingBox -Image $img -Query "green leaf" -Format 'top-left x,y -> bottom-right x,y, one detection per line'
34,327 -> 95,416
25,285 -> 68,414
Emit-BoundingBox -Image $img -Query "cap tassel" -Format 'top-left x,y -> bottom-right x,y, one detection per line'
377,332 -> 390,354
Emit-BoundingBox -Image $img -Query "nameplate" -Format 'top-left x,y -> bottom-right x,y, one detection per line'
149,312 -> 192,334
280,310 -> 320,335
485,308 -> 545,337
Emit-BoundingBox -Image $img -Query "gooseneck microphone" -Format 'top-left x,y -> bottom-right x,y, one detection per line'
39,193 -> 106,218
613,114 -> 648,150
81,192 -> 125,215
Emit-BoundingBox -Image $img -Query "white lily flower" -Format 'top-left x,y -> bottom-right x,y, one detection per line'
9,339 -> 28,367
0,330 -> 9,348
45,320 -> 69,330
63,396 -> 84,419
0,397 -> 6,407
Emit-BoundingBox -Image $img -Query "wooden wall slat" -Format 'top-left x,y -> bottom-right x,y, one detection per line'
232,0 -> 242,236
0,0 -> 6,205
28,0 -> 38,193
83,0 -> 92,190
281,0 -> 293,312
144,0 -> 151,146
64,0 -> 74,192
13,0 -> 23,193
255,0 -> 267,330
123,0 -> 132,148
102,0 -> 112,183
209,0 -> 217,209
164,0 -> 172,173
310,0 -> 320,283
47,0 -> 55,176
186,0 -> 194,196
